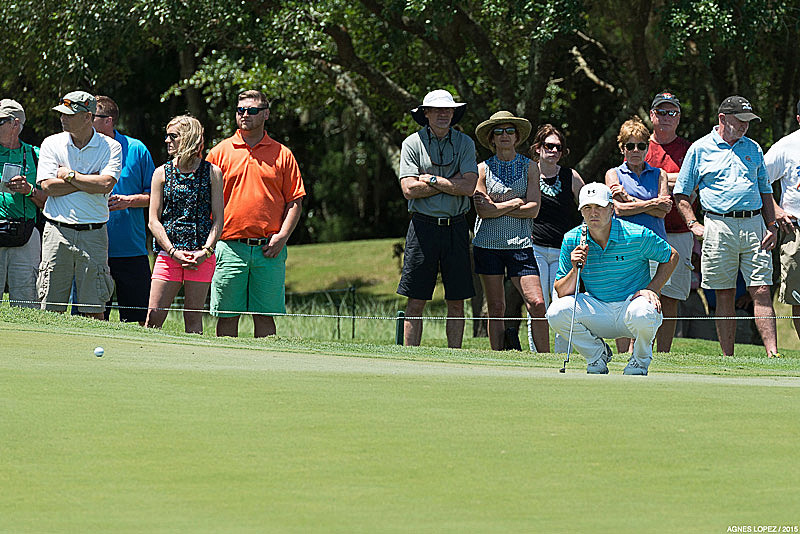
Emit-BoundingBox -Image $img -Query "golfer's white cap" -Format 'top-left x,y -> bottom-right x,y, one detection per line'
578,183 -> 613,210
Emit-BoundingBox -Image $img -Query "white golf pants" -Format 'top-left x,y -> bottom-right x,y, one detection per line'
546,293 -> 662,370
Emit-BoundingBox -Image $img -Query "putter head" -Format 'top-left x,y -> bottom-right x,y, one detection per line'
559,367 -> 566,373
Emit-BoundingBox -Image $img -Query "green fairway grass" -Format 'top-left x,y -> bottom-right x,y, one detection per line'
2,309 -> 799,532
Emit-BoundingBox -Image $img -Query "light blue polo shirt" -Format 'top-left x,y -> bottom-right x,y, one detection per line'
556,218 -> 672,303
674,127 -> 770,213
106,131 -> 155,257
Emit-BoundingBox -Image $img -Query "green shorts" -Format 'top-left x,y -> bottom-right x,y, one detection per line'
210,240 -> 287,317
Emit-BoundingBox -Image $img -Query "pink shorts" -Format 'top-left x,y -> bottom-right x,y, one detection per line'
152,251 -> 216,283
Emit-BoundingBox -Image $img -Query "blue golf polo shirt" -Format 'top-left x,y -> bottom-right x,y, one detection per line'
556,218 -> 672,303
674,127 -> 770,213
106,131 -> 155,258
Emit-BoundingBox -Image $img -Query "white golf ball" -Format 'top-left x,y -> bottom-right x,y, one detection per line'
94,347 -> 104,357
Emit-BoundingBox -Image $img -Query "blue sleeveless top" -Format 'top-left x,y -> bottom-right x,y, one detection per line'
473,154 -> 533,249
615,161 -> 667,240
156,159 -> 213,252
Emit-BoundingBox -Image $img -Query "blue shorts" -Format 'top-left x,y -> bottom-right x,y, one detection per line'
473,246 -> 540,278
210,240 -> 287,317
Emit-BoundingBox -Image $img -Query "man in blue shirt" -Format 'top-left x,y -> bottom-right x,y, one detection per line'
93,95 -> 154,324
546,183 -> 678,375
674,96 -> 780,358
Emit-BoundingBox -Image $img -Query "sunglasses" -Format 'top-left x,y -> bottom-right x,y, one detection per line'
236,106 -> 267,115
543,142 -> 562,151
625,142 -> 648,151
92,114 -> 111,119
60,98 -> 91,112
654,109 -> 680,117
164,133 -> 179,141
0,117 -> 12,126
492,127 -> 517,136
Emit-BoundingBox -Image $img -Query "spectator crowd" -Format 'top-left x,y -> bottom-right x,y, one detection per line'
2,87 -> 799,372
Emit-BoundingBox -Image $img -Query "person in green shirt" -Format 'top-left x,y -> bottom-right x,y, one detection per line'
0,99 -> 45,307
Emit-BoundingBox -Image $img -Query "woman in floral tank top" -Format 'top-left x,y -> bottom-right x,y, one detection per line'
472,111 -> 548,352
146,115 -> 224,333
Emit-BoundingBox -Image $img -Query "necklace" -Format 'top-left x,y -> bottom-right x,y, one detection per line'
540,171 -> 562,197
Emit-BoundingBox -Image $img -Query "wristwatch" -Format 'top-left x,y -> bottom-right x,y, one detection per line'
429,175 -> 438,185
65,170 -> 75,182
202,246 -> 214,258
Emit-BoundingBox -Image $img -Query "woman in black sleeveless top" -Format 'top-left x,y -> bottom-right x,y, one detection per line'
529,124 -> 584,352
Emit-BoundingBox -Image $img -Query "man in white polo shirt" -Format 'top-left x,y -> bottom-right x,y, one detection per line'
36,91 -> 121,318
766,98 -> 800,339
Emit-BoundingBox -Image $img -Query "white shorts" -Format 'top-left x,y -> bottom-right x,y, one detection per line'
701,214 -> 772,290
660,232 -> 694,300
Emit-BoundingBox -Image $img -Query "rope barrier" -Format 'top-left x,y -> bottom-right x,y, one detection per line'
1,299 -> 798,321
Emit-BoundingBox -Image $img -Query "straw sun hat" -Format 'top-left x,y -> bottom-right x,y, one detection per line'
474,111 -> 532,150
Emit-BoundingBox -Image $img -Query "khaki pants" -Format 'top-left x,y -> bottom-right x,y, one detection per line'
37,223 -> 114,313
0,227 -> 41,308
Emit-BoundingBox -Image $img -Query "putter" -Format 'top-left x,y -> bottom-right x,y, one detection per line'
793,290 -> 800,305
560,221 -> 588,373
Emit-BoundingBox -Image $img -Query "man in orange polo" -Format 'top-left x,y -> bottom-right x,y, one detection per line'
207,90 -> 305,337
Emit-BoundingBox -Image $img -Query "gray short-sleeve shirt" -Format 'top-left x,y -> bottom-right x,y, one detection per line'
399,128 -> 478,217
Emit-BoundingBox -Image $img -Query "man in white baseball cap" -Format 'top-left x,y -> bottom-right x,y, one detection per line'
397,89 -> 478,348
546,183 -> 678,375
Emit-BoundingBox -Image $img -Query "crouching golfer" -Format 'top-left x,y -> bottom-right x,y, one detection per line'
546,183 -> 678,375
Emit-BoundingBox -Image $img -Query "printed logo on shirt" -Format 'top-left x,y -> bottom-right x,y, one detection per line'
615,255 -> 625,261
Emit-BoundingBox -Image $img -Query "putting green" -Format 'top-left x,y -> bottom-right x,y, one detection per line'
1,325 -> 799,533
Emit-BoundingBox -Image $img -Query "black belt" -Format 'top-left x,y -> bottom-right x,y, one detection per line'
46,218 -> 106,231
705,209 -> 760,219
412,213 -> 466,226
234,237 -> 269,246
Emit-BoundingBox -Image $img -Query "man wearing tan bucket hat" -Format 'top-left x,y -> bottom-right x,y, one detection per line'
397,89 -> 478,348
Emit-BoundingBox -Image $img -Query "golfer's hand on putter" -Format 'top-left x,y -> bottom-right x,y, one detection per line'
571,244 -> 588,269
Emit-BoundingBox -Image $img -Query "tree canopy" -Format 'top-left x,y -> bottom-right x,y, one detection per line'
3,0 -> 799,242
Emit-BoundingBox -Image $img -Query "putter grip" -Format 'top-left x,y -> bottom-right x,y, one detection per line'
577,222 -> 587,268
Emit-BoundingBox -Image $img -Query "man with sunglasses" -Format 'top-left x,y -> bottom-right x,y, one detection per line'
91,95 -> 155,325
207,89 -> 305,338
674,95 -> 780,358
0,99 -> 46,308
36,90 -> 121,319
645,92 -> 694,352
398,89 -> 478,348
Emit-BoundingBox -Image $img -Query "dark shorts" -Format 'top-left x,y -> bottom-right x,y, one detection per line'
473,246 -> 540,277
397,214 -> 475,301
106,255 -> 152,322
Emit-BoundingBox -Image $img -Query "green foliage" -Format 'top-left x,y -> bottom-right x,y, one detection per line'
2,0 -> 800,242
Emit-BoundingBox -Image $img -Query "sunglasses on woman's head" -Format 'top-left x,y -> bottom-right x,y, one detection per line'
543,142 -> 562,151
236,106 -> 267,116
625,142 -> 648,151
